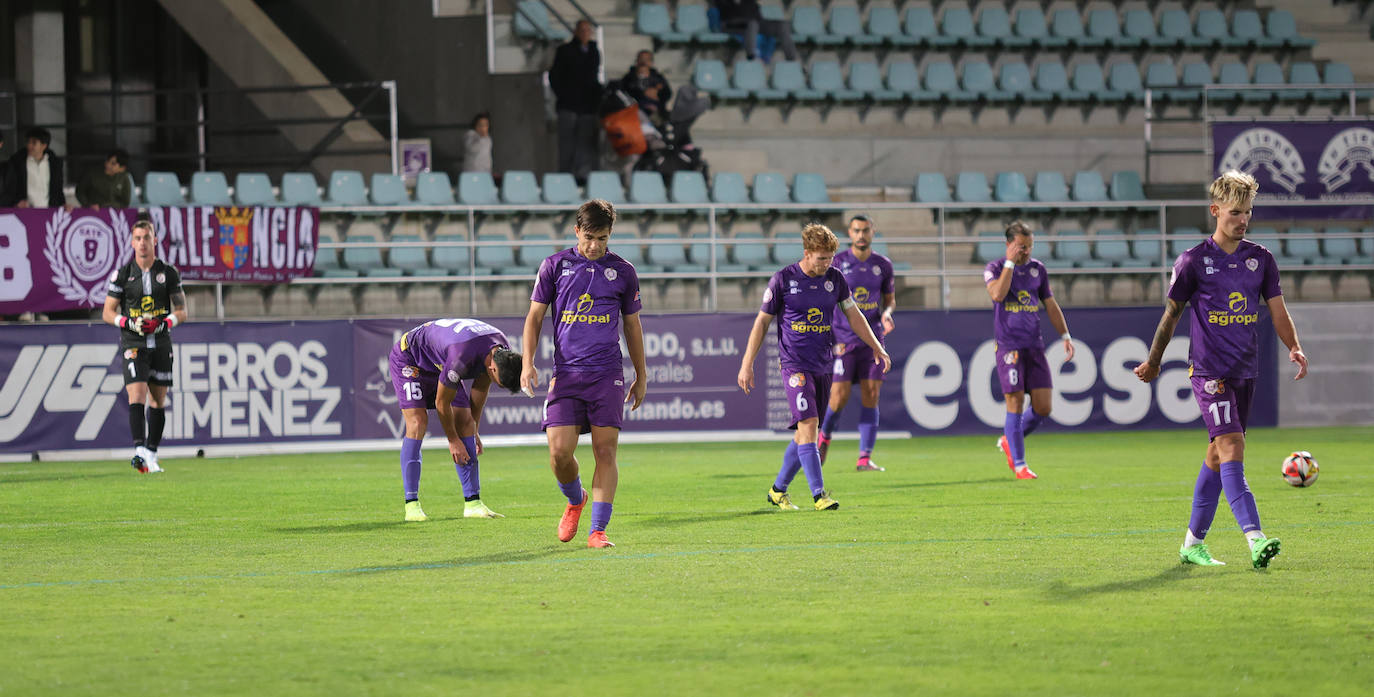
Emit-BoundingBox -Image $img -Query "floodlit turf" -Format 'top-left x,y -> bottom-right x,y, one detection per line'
2,427 -> 1371,696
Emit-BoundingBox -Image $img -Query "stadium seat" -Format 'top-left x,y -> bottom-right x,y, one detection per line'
500,171 -> 540,205
1144,59 -> 1180,97
370,174 -> 408,205
1033,171 -> 1069,203
1014,8 -> 1051,47
728,59 -> 769,100
1170,227 -> 1205,258
955,60 -> 995,102
955,172 -> 991,203
1247,229 -> 1287,262
1154,9 -> 1192,48
867,5 -> 912,47
693,59 -> 729,96
771,61 -> 809,98
1321,229 -> 1359,262
1085,8 -> 1127,49
189,172 -> 230,206
512,0 -> 568,41
751,172 -> 789,204
1210,62 -> 1250,102
326,170 -> 367,206
1035,61 -> 1076,100
457,172 -> 500,205
914,173 -> 951,203
342,233 -> 398,277
978,6 -> 1018,47
416,172 -> 457,205
994,172 -> 1030,203
234,173 -> 275,206
850,61 -> 902,101
974,231 -> 1003,265
541,173 -> 579,205
1286,228 -> 1321,265
1095,235 -> 1133,267
771,236 -> 804,265
1173,61 -> 1213,101
1105,63 -> 1144,102
792,6 -> 837,45
999,61 -> 1043,101
1245,62 -> 1284,102
1266,10 -> 1315,49
903,6 -> 941,46
1110,171 -> 1146,202
830,5 -> 878,47
389,234 -> 442,276
1122,9 -> 1158,46
475,232 -> 521,274
517,230 -> 562,269
886,60 -> 921,98
1052,231 -> 1091,268
635,3 -> 671,40
677,4 -> 727,43
792,173 -> 829,204
586,171 -> 626,204
1192,9 -> 1228,49
942,6 -> 984,47
432,235 -> 475,275
711,171 -> 750,208
1070,63 -> 1109,101
670,171 -> 710,206
809,60 -> 859,100
1049,9 -> 1086,46
630,171 -> 669,205
1132,233 -> 1164,267
1071,171 -> 1107,201
920,61 -> 958,101
730,231 -> 771,270
312,245 -> 354,277
647,232 -> 698,272
144,171 -> 184,206
1323,63 -> 1367,99
1289,62 -> 1323,101
281,172 -> 323,205
1232,10 -> 1267,48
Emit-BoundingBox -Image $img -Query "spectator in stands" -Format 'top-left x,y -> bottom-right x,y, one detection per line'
461,112 -> 493,174
2,127 -> 65,208
621,50 -> 672,126
549,19 -> 603,183
76,148 -> 132,209
716,0 -> 798,62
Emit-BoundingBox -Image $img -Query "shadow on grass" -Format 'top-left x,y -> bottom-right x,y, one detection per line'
342,547 -> 577,575
274,521 -> 411,534
1044,565 -> 1193,601
627,509 -> 775,528
710,473 -> 765,480
882,477 -> 1009,489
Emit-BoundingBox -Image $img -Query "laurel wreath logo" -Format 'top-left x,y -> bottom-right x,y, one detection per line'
43,209 -> 134,307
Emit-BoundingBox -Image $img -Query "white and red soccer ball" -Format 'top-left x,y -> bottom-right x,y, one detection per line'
1281,451 -> 1319,487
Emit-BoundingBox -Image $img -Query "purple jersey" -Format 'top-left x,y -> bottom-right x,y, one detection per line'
400,318 -> 508,388
983,257 -> 1053,349
1167,238 -> 1281,380
532,248 -> 642,374
832,248 -> 895,346
761,263 -> 851,373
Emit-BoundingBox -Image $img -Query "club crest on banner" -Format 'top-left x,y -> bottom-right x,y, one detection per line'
216,207 -> 254,270
43,209 -> 132,307
1218,128 -> 1305,193
1317,127 -> 1374,192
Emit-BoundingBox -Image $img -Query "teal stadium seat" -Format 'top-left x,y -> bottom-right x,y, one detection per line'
144,171 -> 184,206
1035,61 -> 1076,100
978,6 -> 1017,47
751,172 -> 790,204
630,171 -> 669,205
1110,171 -> 1146,202
1132,234 -> 1164,267
867,6 -> 912,47
711,172 -> 749,209
636,3 -> 670,40
190,172 -> 230,206
1145,59 -> 1180,98
389,235 -> 443,276
281,172 -> 323,205
1320,229 -> 1359,263
500,171 -> 539,205
830,5 -> 878,47
513,0 -> 569,41
772,237 -> 804,266
1070,63 -> 1109,101
1285,228 -> 1321,265
458,172 -> 499,205
1049,9 -> 1086,47
921,61 -> 958,101
1248,62 -> 1285,102
994,172 -> 1030,203
731,231 -> 771,270
904,6 -> 940,46
326,170 -> 367,205
1033,171 -> 1069,203
999,62 -> 1044,101
915,173 -> 951,203
1170,227 -> 1204,258
792,6 -> 837,46
343,233 -> 398,277
727,59 -> 768,99
586,171 -> 626,204
975,231 -> 1004,264
370,174 -> 408,205
809,60 -> 859,100
234,173 -> 275,205
1014,8 -> 1051,47
770,61 -> 809,98
693,59 -> 729,96
1192,9 -> 1228,49
670,171 -> 709,205
646,232 -> 697,273
125,172 -> 141,205
431,235 -> 474,275
518,231 -> 562,269
416,172 -> 457,205
955,60 -> 994,102
1174,61 -> 1212,101
1211,62 -> 1251,102
955,172 -> 991,203
1247,229 -> 1289,264
1154,9 -> 1192,48
886,60 -> 921,99
1288,62 -> 1322,101
1266,10 -> 1315,49
1323,63 -> 1367,100
1232,10 -> 1268,49
942,7 -> 984,47
1095,235 -> 1133,267
1072,171 -> 1108,201
614,237 -> 654,273
677,4 -> 728,44
1106,63 -> 1144,102
1122,9 -> 1158,46
541,173 -> 579,205
792,173 -> 829,204
1085,8 -> 1127,49
1052,230 -> 1091,268
475,232 -> 521,275
850,61 -> 902,101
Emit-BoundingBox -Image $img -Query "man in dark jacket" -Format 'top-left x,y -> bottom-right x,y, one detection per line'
716,0 -> 798,62
548,19 -> 603,183
621,50 -> 672,127
77,148 -> 133,209
2,127 -> 65,208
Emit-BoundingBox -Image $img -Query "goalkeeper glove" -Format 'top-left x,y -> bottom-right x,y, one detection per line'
117,315 -> 145,336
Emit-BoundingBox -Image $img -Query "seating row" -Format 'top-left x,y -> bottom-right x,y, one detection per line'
637,4 -> 1315,52
974,228 -> 1374,269
693,56 -> 1359,105
917,170 -> 1144,204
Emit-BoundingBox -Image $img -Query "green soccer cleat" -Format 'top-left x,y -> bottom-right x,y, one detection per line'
813,491 -> 840,511
1250,536 -> 1281,569
1179,542 -> 1226,566
767,486 -> 799,511
404,500 -> 428,522
463,500 -> 505,518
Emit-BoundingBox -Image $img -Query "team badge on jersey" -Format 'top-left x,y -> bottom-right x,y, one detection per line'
1030,267 -> 1039,277
763,287 -> 773,303
1246,258 -> 1259,271
604,268 -> 617,281
835,344 -> 846,356
824,280 -> 834,292
788,373 -> 806,388
1203,379 -> 1226,395
156,273 -> 166,284
447,370 -> 460,383
872,266 -> 881,276
1003,350 -> 1019,364
402,365 -> 419,378
124,349 -> 138,359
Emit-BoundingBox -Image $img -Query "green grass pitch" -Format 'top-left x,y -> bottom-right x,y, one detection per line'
2,426 -> 1371,696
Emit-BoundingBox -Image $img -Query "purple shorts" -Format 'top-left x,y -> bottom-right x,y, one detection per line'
782,367 -> 831,430
389,344 -> 470,410
1191,376 -> 1254,440
833,342 -> 886,383
542,370 -> 625,433
995,346 -> 1052,395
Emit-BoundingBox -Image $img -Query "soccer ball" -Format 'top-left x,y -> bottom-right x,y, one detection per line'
1281,451 -> 1319,487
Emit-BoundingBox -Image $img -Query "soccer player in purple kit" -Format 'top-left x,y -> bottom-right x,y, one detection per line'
818,214 -> 896,472
738,223 -> 892,511
1134,171 -> 1307,569
389,318 -> 525,521
984,220 -> 1075,480
521,199 -> 648,549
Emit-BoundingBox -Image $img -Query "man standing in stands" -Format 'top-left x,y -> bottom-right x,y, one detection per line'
76,149 -> 132,209
818,215 -> 896,472
716,0 -> 798,62
102,220 -> 187,474
549,19 -> 603,184
2,127 -> 65,208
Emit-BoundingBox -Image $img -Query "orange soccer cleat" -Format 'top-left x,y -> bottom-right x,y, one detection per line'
996,435 -> 1016,471
557,488 -> 588,542
587,530 -> 615,548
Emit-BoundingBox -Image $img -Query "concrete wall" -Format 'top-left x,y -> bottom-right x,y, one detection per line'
1279,302 -> 1374,427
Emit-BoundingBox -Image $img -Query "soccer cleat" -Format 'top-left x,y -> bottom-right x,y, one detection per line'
1250,536 -> 1281,569
404,500 -> 428,522
130,454 -> 148,474
767,486 -> 799,511
144,449 -> 163,473
813,491 -> 840,510
463,500 -> 504,518
996,436 -> 1015,470
855,456 -> 884,472
1179,542 -> 1226,566
557,488 -> 588,542
817,433 -> 831,464
587,530 -> 615,548
1014,465 -> 1038,480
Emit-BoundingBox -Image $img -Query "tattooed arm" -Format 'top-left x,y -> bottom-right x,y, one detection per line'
1133,299 -> 1185,383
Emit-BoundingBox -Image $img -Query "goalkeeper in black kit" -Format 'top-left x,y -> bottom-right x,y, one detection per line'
102,220 -> 188,473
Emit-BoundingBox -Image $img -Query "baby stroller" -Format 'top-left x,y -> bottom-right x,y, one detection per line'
633,84 -> 711,181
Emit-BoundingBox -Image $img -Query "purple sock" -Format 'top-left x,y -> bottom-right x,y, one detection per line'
558,476 -> 584,505
1022,412 -> 1046,437
1188,463 -> 1223,539
820,407 -> 842,438
401,437 -> 422,500
1219,460 -> 1262,533
797,442 -> 825,497
857,406 -> 878,455
773,441 -> 802,491
456,435 -> 480,499
590,501 -> 612,533
1004,412 -> 1026,467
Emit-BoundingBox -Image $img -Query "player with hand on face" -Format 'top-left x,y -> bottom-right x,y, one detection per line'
738,223 -> 891,511
102,220 -> 186,474
1135,170 -> 1307,569
818,214 -> 896,472
389,318 -> 524,522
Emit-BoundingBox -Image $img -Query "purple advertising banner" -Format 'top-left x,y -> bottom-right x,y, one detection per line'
1212,121 -> 1374,219
0,309 -> 1276,455
0,206 -> 318,316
